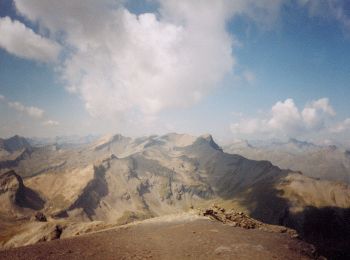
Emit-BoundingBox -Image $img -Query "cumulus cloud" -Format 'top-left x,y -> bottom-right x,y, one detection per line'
0,16 -> 60,62
267,99 -> 303,133
14,0 -> 236,118
231,98 -> 337,137
11,0 -> 289,126
302,98 -> 336,130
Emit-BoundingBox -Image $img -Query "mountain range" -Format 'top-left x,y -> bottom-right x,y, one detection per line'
0,133 -> 350,258
223,138 -> 350,184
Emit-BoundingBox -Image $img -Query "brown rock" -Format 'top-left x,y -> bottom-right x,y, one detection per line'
35,212 -> 47,222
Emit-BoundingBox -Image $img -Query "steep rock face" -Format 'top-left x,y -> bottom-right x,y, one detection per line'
196,134 -> 223,152
0,171 -> 44,216
0,171 -> 23,200
66,164 -> 109,220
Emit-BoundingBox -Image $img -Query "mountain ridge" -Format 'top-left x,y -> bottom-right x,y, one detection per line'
224,137 -> 350,184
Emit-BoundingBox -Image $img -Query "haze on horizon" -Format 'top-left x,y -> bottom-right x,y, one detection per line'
1,0 -> 350,146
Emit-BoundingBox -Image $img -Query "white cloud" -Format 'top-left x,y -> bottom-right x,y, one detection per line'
14,0 -> 237,118
330,118 -> 350,133
309,98 -> 336,116
1,95 -> 46,119
7,101 -> 44,119
11,0 -> 289,128
301,98 -> 336,130
43,120 -> 59,126
2,95 -> 60,131
267,98 -> 303,133
231,98 -> 337,137
0,16 -> 60,62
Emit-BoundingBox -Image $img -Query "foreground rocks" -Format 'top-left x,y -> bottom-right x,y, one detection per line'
199,205 -> 299,238
34,212 -> 47,222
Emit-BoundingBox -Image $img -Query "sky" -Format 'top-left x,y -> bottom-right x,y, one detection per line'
0,0 -> 350,146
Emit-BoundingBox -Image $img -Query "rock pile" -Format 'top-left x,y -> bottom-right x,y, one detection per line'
199,205 -> 299,238
38,225 -> 63,243
200,206 -> 262,229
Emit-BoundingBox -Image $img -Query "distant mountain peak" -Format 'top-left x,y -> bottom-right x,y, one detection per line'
286,138 -> 317,149
200,133 -> 213,140
159,133 -> 197,147
111,134 -> 128,141
197,134 -> 223,151
93,133 -> 131,151
0,135 -> 32,153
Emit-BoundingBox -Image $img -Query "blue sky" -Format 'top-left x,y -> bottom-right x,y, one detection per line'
0,0 -> 350,146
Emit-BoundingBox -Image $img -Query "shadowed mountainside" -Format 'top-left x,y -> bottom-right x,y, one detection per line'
0,170 -> 44,214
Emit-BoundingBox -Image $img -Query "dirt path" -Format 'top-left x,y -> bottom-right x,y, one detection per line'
0,217 -> 315,259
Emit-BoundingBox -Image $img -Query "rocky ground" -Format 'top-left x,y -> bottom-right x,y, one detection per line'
0,213 -> 320,260
199,205 -> 299,238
